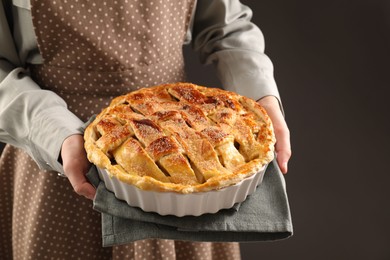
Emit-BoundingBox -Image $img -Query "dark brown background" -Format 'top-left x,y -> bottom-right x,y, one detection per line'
1,0 -> 389,259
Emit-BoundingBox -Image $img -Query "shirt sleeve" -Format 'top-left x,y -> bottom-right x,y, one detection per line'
0,1 -> 84,174
191,0 -> 281,103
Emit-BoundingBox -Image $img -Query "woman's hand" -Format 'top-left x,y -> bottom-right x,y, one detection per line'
61,134 -> 96,200
257,96 -> 291,174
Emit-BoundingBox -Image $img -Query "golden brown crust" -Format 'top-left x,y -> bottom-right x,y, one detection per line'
84,82 -> 275,193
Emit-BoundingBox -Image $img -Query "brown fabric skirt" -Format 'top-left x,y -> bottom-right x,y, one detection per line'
0,145 -> 241,260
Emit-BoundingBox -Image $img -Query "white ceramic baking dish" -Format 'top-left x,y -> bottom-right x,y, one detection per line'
97,164 -> 267,217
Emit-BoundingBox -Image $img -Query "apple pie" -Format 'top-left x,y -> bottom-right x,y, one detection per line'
84,83 -> 275,194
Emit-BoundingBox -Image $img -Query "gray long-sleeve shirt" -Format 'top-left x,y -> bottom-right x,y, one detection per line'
0,0 -> 280,174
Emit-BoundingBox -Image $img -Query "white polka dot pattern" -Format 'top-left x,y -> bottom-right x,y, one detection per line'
0,146 -> 112,259
0,0 -> 242,259
32,0 -> 191,71
29,0 -> 193,121
113,240 -> 241,260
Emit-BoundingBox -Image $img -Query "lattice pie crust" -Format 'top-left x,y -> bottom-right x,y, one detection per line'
84,83 -> 275,193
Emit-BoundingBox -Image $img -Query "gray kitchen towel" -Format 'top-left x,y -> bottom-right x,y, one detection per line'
86,159 -> 293,247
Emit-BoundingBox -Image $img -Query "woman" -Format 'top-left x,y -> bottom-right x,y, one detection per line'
0,0 -> 291,259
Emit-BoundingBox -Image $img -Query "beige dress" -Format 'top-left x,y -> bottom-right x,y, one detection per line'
0,0 -> 240,259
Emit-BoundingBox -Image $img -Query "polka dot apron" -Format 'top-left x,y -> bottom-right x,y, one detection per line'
0,0 -> 241,259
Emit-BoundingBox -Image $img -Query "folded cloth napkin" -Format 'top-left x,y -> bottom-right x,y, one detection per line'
86,159 -> 293,247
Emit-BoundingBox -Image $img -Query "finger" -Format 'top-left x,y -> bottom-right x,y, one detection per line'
65,167 -> 96,200
276,146 -> 291,174
61,135 -> 96,200
274,123 -> 291,174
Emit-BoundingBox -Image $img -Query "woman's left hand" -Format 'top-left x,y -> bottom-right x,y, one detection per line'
257,96 -> 291,174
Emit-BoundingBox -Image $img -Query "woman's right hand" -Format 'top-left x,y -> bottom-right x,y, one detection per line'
61,134 -> 96,200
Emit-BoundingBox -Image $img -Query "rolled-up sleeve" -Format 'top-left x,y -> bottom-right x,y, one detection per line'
191,0 -> 281,102
0,1 -> 83,174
